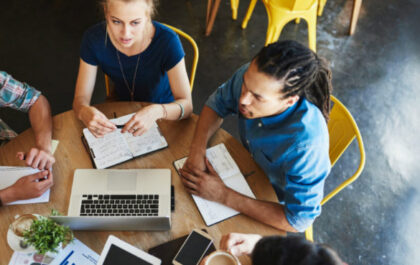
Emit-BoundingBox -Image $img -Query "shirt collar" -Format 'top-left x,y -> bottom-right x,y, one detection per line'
259,98 -> 301,126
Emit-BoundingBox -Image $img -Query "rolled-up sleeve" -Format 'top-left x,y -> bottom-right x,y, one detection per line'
283,143 -> 331,232
205,64 -> 248,118
0,71 -> 41,112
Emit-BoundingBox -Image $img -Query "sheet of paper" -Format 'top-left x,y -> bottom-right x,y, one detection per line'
8,252 -> 54,265
174,143 -> 255,226
83,128 -> 132,169
0,166 -> 50,205
49,238 -> 99,265
123,124 -> 168,157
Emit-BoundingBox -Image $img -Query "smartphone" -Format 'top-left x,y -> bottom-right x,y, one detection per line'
172,229 -> 213,265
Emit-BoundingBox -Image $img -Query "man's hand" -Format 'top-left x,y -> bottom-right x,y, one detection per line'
0,170 -> 53,204
79,105 -> 116,137
220,233 -> 262,257
182,149 -> 206,174
121,105 -> 160,136
179,158 -> 228,203
17,147 -> 55,170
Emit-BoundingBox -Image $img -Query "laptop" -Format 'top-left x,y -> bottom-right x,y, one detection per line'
51,169 -> 171,231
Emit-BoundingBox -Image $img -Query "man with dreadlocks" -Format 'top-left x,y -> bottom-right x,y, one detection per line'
180,40 -> 332,232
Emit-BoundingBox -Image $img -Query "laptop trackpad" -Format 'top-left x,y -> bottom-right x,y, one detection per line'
107,173 -> 137,191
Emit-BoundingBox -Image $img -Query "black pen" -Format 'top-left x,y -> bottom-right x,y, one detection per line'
116,124 -> 125,129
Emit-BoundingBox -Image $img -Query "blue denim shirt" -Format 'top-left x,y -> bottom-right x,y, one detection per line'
206,64 -> 331,232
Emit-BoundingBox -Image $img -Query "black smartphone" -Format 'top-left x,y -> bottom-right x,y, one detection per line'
172,229 -> 213,265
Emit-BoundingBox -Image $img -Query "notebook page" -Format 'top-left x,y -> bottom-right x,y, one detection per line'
83,128 -> 132,169
174,143 -> 255,226
112,113 -> 168,157
122,123 -> 168,157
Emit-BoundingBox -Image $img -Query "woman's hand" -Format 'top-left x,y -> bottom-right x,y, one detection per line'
79,105 -> 116,137
121,104 -> 162,136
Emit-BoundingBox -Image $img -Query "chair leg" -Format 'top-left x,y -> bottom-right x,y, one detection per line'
230,0 -> 239,20
264,19 -> 288,46
306,14 -> 317,52
349,0 -> 362,35
205,0 -> 222,36
305,225 -> 314,242
318,0 -> 327,16
241,0 -> 258,29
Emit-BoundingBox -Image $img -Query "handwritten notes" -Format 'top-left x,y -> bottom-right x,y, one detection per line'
174,144 -> 255,226
83,113 -> 168,169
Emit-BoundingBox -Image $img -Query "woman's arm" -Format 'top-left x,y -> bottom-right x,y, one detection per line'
121,58 -> 193,136
165,58 -> 193,119
73,59 -> 116,137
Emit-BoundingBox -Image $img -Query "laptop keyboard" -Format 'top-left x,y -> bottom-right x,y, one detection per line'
80,194 -> 159,216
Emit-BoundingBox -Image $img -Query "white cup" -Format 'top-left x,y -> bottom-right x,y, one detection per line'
204,251 -> 240,265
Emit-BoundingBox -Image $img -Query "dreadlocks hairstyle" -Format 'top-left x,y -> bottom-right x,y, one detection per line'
254,40 -> 333,122
252,236 -> 345,265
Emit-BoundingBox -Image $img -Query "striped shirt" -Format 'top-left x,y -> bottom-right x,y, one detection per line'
0,71 -> 41,145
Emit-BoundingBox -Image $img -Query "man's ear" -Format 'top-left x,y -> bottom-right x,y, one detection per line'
286,95 -> 299,107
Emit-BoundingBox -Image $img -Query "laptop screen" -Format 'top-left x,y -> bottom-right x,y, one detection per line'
103,244 -> 153,265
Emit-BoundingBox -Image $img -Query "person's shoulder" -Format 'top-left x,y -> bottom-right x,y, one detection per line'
153,21 -> 179,41
293,98 -> 329,144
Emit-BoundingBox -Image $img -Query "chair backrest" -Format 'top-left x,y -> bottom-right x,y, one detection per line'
105,23 -> 199,98
322,95 -> 366,205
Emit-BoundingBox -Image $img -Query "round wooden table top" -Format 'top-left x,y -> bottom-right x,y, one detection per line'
0,101 -> 284,264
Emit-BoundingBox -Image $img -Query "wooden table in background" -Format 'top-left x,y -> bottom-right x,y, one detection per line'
0,102 -> 285,264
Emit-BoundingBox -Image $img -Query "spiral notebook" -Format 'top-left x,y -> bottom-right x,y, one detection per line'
82,113 -> 168,169
174,143 -> 255,226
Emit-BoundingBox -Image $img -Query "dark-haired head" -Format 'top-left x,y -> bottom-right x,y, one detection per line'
254,40 -> 333,121
252,236 -> 345,265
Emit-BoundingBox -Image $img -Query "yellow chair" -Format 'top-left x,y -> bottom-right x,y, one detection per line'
241,0 -> 318,51
105,23 -> 199,98
318,0 -> 327,16
231,0 -> 240,20
305,95 -> 366,241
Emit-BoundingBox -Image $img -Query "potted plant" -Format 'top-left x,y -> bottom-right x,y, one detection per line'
22,213 -> 73,255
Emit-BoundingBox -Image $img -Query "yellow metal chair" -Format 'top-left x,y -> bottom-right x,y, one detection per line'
318,0 -> 327,16
241,0 -> 318,51
305,95 -> 366,241
105,23 -> 199,98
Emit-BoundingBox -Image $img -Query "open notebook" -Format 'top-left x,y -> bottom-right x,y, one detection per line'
174,143 -> 255,226
82,113 -> 168,169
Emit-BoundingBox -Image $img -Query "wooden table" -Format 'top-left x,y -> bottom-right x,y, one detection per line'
0,102 -> 285,264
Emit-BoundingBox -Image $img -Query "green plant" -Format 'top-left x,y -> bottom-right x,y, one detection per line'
23,215 -> 73,255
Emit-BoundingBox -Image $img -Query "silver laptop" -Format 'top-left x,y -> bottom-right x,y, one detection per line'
51,169 -> 171,231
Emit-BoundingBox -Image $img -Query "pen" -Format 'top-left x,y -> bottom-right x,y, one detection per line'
116,124 -> 125,129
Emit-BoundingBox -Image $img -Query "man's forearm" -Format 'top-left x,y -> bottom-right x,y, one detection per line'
28,95 -> 52,152
190,106 -> 224,155
223,188 -> 298,232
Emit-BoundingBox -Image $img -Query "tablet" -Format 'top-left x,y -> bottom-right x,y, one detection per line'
97,235 -> 161,265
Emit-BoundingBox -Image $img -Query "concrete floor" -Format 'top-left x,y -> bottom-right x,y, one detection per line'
1,0 -> 420,264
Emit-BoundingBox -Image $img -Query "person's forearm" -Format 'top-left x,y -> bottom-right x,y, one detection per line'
223,188 -> 298,232
0,188 -> 14,205
28,95 -> 52,153
190,106 -> 223,156
157,98 -> 193,121
73,96 -> 91,120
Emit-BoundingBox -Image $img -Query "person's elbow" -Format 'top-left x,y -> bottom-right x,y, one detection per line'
30,95 -> 51,114
285,206 -> 319,233
183,97 -> 193,118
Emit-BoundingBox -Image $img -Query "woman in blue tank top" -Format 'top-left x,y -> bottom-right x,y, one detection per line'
73,0 -> 192,138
